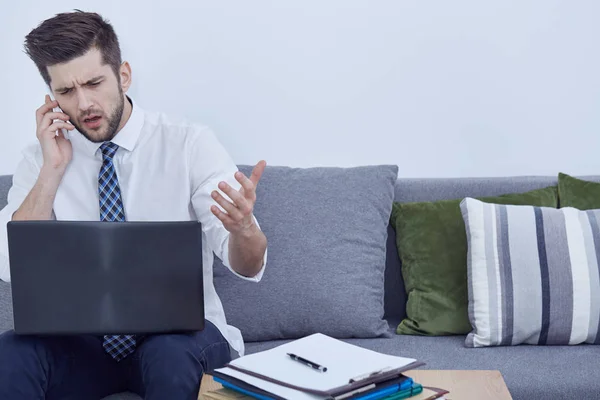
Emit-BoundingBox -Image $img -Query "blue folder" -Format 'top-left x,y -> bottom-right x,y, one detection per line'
381,383 -> 424,400
213,376 -> 278,400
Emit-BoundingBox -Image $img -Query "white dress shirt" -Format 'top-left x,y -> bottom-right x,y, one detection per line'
0,97 -> 266,357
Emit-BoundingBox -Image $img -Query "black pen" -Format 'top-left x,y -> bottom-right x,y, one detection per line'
287,353 -> 328,372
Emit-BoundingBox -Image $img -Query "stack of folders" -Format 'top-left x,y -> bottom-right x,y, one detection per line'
202,333 -> 449,400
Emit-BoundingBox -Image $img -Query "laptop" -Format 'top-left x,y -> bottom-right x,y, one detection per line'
6,220 -> 205,335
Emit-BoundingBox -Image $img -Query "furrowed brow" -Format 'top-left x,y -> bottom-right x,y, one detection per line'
85,76 -> 105,85
55,76 -> 105,92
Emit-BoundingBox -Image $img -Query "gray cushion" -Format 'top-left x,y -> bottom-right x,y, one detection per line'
0,175 -> 10,210
0,176 -> 12,333
0,177 -> 14,333
0,282 -> 12,332
245,319 -> 600,400
213,165 -> 398,341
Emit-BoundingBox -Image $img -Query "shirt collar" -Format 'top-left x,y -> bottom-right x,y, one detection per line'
74,96 -> 144,157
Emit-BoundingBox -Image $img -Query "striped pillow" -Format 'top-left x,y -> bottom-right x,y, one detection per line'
460,197 -> 600,347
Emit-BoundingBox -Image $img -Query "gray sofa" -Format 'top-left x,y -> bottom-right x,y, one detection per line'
1,172 -> 599,400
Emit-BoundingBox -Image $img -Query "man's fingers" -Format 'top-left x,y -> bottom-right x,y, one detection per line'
42,112 -> 71,126
41,122 -> 75,138
48,121 -> 74,131
211,190 -> 244,221
38,111 -> 71,139
234,172 -> 256,201
211,205 -> 235,226
36,99 -> 59,125
38,98 -> 58,114
250,160 -> 267,186
218,181 -> 253,213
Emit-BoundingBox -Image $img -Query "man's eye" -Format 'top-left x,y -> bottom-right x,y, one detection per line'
90,82 -> 101,86
60,89 -> 72,95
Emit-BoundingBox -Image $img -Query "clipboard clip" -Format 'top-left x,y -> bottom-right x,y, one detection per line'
348,366 -> 394,383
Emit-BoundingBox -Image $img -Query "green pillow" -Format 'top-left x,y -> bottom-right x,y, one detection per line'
391,186 -> 558,336
558,173 -> 600,210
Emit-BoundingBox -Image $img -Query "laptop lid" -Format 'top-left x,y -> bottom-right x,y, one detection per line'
7,220 -> 204,335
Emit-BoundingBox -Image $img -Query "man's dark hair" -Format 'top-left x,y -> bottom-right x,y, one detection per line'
24,10 -> 122,87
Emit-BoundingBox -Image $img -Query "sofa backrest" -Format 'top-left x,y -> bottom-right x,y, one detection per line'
0,175 -> 12,331
2,173 -> 600,330
0,175 -> 9,210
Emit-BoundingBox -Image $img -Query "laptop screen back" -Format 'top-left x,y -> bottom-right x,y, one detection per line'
7,220 -> 204,335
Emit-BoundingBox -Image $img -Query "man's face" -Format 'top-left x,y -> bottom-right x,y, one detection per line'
48,48 -> 127,143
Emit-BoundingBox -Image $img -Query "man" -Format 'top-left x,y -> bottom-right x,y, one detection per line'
0,10 -> 268,400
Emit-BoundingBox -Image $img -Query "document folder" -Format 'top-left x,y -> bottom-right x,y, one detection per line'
211,333 -> 425,400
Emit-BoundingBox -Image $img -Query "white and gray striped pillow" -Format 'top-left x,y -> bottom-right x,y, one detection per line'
460,197 -> 600,347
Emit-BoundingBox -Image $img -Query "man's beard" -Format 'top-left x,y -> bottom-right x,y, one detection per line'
71,92 -> 125,143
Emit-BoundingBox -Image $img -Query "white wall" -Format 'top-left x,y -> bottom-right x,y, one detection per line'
1,0 -> 599,177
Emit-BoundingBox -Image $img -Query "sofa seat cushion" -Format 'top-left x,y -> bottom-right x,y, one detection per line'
245,320 -> 600,400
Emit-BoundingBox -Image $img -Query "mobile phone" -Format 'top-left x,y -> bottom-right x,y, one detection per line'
48,94 -> 72,140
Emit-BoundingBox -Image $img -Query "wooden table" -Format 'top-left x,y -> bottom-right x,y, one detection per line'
199,370 -> 513,399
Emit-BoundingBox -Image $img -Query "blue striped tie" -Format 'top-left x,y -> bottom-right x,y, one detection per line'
98,141 -> 136,361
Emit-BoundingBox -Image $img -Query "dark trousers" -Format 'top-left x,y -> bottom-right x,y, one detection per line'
0,321 -> 231,400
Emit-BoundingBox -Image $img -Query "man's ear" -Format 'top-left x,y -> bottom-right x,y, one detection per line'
119,61 -> 132,93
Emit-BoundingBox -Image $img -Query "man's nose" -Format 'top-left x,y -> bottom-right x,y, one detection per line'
76,90 -> 93,113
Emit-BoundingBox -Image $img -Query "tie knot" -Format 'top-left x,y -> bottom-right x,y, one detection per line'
100,142 -> 119,161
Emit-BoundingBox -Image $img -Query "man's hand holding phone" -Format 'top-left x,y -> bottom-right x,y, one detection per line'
12,96 -> 76,221
36,95 -> 74,174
